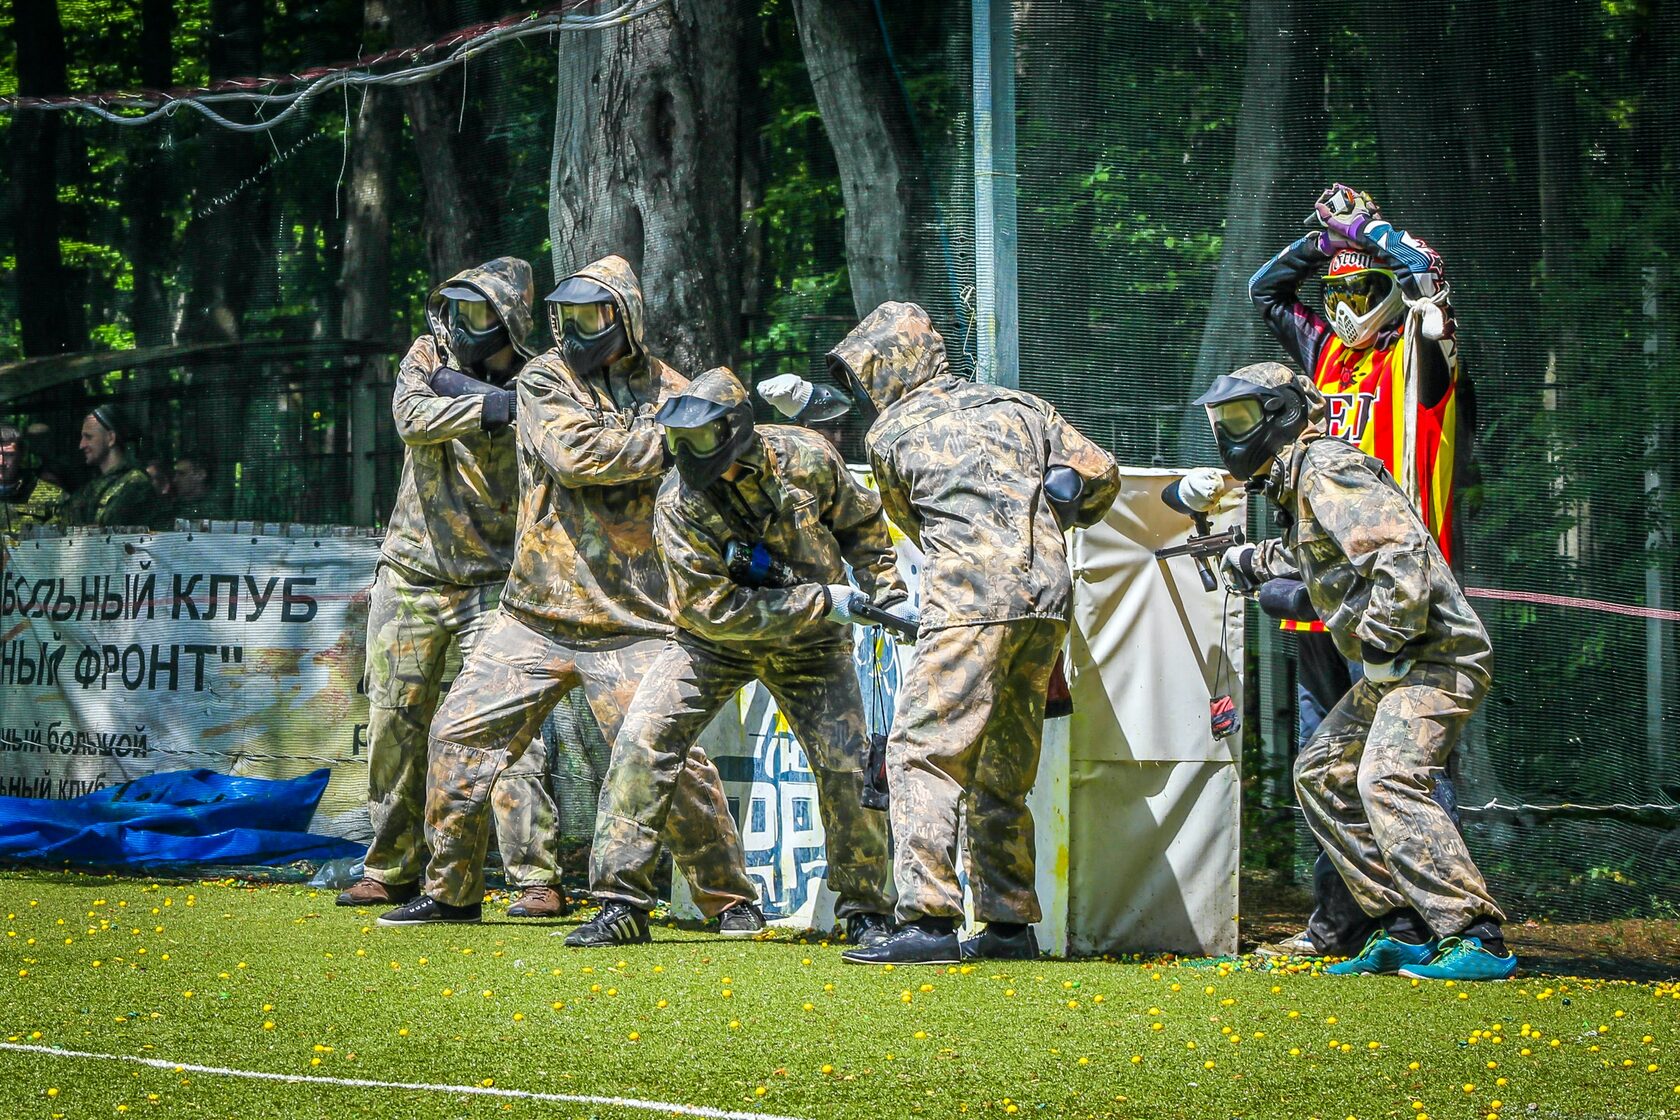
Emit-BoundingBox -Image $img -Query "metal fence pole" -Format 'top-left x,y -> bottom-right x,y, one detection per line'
973,0 -> 1018,388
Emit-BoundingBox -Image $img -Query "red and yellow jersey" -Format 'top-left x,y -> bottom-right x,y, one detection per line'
1280,328 -> 1457,633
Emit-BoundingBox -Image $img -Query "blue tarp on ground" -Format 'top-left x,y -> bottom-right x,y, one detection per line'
0,768 -> 362,869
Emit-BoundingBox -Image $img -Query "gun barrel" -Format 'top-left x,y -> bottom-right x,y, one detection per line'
1153,526 -> 1246,562
852,599 -> 918,638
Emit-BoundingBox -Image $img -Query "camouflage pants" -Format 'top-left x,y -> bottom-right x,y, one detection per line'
361,564 -> 558,888
423,608 -> 756,912
1293,663 -> 1505,938
889,618 -> 1065,925
592,636 -> 894,918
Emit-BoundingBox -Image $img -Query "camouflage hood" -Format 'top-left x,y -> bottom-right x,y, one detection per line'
426,256 -> 540,365
553,254 -> 651,376
1268,373 -> 1332,506
827,301 -> 951,416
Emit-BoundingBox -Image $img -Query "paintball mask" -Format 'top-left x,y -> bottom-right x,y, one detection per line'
1322,251 -> 1401,349
439,285 -> 509,370
656,367 -> 756,490
828,357 -> 879,428
1192,363 -> 1309,482
546,275 -> 627,376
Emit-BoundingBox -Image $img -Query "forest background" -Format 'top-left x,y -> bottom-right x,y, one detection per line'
1,0 -> 1677,923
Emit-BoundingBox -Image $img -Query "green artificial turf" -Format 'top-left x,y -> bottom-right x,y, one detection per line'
2,871 -> 1677,1120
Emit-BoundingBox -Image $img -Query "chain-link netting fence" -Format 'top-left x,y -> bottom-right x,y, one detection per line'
2,0 -> 1676,920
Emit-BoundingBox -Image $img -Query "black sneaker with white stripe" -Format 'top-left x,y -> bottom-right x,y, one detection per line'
717,902 -> 767,937
564,902 -> 651,947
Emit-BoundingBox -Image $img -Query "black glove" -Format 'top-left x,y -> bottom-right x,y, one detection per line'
429,365 -> 498,399
480,389 -> 517,432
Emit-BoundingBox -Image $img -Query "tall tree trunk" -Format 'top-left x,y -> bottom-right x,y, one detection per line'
1178,0 -> 1324,460
391,0 -> 485,278
125,0 -> 176,349
788,0 -> 930,316
9,0 -> 85,356
341,0 -> 400,525
340,5 -> 398,347
549,0 -> 747,372
183,0 -> 268,344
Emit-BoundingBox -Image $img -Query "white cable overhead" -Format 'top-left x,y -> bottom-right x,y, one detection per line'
0,0 -> 669,133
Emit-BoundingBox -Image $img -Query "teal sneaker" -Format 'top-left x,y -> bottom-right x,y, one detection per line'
1398,936 -> 1517,982
1324,930 -> 1438,976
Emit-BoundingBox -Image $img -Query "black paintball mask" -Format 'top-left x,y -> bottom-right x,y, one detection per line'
828,356 -> 879,427
547,276 -> 628,377
1192,368 -> 1309,482
438,285 -> 509,372
656,367 -> 756,491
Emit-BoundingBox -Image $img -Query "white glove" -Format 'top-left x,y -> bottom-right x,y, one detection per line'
886,600 -> 921,630
1178,467 -> 1230,513
1220,544 -> 1261,593
1362,654 -> 1414,685
758,374 -> 814,419
825,584 -> 864,625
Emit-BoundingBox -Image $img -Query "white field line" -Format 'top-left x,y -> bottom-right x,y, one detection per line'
0,1041 -> 808,1120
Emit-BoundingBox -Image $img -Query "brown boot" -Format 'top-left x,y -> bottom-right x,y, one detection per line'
335,877 -> 418,908
506,884 -> 569,918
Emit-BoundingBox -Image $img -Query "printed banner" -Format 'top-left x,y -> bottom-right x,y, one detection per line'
0,531 -> 375,839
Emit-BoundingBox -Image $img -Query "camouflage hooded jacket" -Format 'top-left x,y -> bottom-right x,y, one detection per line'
828,302 -> 1120,630
1253,376 -> 1491,681
380,256 -> 537,587
501,255 -> 686,642
655,419 -> 906,649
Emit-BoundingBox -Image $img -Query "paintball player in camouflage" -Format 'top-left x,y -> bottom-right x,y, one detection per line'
380,255 -> 760,931
570,367 -> 904,947
0,423 -> 66,536
339,257 -> 568,919
826,302 -> 1121,966
1198,361 -> 1514,981
1246,183 -> 1465,960
61,404 -> 167,529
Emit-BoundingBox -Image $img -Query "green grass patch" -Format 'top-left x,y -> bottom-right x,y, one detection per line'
2,870 -> 1677,1119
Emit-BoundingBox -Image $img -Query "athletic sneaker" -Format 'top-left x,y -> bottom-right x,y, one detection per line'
506,884 -> 569,918
841,920 -> 961,965
1397,937 -> 1518,982
375,896 -> 482,926
717,902 -> 768,937
960,923 -> 1039,961
1324,930 -> 1437,975
564,902 -> 651,947
1253,929 -> 1320,958
845,912 -> 893,949
336,877 -> 417,908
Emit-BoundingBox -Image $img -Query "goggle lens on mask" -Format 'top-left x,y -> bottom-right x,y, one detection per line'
557,302 -> 617,338
1207,398 -> 1263,438
452,298 -> 499,332
1323,271 -> 1389,318
664,420 -> 727,457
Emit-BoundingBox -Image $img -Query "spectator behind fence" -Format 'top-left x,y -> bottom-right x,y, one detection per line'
144,457 -> 173,498
170,454 -> 217,523
0,422 -> 67,537
60,404 -> 168,530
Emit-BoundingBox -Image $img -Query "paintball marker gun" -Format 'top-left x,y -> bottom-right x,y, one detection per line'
1155,481 -> 1246,593
723,540 -> 918,639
